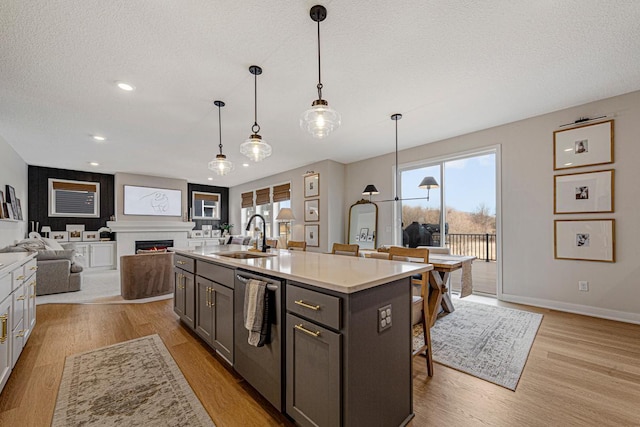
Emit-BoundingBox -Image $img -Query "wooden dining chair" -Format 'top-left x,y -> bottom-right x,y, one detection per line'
266,239 -> 278,249
387,246 -> 433,377
286,240 -> 306,251
331,243 -> 359,257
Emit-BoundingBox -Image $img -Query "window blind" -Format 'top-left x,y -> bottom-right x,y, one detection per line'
255,188 -> 270,206
272,183 -> 291,202
241,191 -> 254,208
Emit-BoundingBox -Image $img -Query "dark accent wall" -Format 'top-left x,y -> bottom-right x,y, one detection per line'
28,165 -> 115,232
188,183 -> 229,230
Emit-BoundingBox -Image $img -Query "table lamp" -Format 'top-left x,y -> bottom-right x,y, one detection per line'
41,226 -> 51,238
276,208 -> 295,245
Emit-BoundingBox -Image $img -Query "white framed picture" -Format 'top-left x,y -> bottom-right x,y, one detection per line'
50,231 -> 69,242
553,120 -> 614,170
304,199 -> 319,222
304,224 -> 319,247
554,219 -> 615,262
82,231 -> 99,241
554,169 -> 614,214
304,173 -> 319,198
66,224 -> 85,241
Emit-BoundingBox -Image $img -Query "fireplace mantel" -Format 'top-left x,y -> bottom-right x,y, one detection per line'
107,221 -> 195,233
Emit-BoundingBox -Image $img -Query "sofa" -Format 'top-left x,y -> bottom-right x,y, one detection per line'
0,237 -> 83,295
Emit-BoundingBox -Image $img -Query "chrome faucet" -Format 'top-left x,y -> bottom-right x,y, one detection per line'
246,214 -> 269,252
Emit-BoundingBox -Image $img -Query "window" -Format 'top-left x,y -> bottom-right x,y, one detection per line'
240,183 -> 291,246
49,178 -> 100,218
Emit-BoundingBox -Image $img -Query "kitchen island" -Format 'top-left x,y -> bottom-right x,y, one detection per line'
171,245 -> 431,427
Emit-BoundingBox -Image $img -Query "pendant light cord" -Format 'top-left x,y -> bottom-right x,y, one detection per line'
316,19 -> 323,100
394,118 -> 399,201
252,71 -> 260,134
218,104 -> 223,155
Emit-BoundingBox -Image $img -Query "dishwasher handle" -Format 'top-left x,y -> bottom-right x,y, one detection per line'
236,274 -> 279,291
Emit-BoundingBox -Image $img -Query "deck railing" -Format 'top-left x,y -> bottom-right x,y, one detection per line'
432,233 -> 497,261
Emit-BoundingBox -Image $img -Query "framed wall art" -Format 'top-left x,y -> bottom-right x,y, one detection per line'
553,120 -> 613,170
304,173 -> 319,198
554,219 -> 615,262
304,199 -> 319,222
304,224 -> 319,247
554,169 -> 614,214
82,231 -> 99,241
50,231 -> 69,242
66,224 -> 85,241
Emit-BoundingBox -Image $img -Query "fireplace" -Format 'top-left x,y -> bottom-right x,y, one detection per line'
135,240 -> 174,252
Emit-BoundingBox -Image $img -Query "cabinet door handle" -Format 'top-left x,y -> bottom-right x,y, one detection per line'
0,314 -> 7,344
17,295 -> 26,301
16,275 -> 25,280
177,260 -> 187,265
16,330 -> 25,338
294,324 -> 321,338
30,280 -> 36,287
294,300 -> 321,311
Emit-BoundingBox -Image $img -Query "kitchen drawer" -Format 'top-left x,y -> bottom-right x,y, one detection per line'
197,261 -> 234,289
11,318 -> 24,369
0,274 -> 10,301
23,259 -> 38,279
12,284 -> 26,331
12,266 -> 25,291
287,285 -> 341,330
174,255 -> 195,273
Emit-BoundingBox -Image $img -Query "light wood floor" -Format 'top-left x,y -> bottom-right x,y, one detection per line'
1,300 -> 639,426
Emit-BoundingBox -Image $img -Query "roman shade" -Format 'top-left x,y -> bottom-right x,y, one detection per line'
255,188 -> 270,206
272,183 -> 291,202
241,192 -> 254,208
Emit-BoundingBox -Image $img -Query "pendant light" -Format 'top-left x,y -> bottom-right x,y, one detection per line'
363,113 -> 439,202
208,100 -> 234,176
300,5 -> 341,139
240,65 -> 272,162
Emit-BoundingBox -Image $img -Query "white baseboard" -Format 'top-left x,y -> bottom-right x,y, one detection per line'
500,293 -> 640,325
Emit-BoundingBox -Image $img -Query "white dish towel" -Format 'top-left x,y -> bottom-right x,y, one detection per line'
244,279 -> 266,346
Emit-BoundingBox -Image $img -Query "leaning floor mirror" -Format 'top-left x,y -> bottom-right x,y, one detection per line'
348,200 -> 378,250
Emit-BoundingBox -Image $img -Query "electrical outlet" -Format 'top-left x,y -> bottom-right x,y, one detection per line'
578,281 -> 589,291
378,304 -> 392,332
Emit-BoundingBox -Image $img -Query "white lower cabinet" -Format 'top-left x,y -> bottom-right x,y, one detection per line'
0,253 -> 37,393
72,242 -> 116,270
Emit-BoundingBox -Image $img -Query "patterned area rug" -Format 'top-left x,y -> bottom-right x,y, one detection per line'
52,334 -> 215,426
413,300 -> 542,390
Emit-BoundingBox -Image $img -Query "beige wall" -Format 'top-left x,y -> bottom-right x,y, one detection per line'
345,90 -> 640,323
230,160 -> 345,253
0,135 -> 28,247
114,173 -> 188,222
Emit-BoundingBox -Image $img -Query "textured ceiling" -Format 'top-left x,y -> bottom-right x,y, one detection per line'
1,0 -> 639,186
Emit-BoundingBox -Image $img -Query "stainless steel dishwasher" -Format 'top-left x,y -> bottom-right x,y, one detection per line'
234,269 -> 284,411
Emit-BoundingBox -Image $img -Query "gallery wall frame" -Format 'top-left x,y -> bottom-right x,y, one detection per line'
304,173 -> 319,198
554,219 -> 615,262
554,169 -> 614,214
553,120 -> 614,170
304,224 -> 319,247
304,199 -> 319,222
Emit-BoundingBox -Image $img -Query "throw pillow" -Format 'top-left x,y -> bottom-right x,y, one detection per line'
42,237 -> 65,250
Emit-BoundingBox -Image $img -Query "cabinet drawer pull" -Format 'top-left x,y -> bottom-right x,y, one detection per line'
294,300 -> 320,311
177,260 -> 187,265
0,314 -> 7,344
295,324 -> 321,338
30,266 -> 38,271
16,330 -> 25,338
17,295 -> 26,301
16,275 -> 25,280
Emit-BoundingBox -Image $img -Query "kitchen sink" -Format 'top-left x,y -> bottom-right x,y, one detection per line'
215,251 -> 276,259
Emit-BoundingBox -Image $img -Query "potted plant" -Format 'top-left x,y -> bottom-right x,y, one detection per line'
220,223 -> 234,237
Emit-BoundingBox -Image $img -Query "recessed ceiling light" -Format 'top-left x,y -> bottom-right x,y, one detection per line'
89,162 -> 100,166
207,177 -> 213,181
243,163 -> 249,167
93,135 -> 106,141
116,81 -> 135,91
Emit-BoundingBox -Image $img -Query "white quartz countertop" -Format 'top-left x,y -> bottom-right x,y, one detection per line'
0,252 -> 36,275
172,245 -> 432,294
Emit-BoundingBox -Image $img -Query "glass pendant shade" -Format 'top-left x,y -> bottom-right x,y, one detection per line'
208,153 -> 234,176
240,134 -> 272,162
300,99 -> 341,139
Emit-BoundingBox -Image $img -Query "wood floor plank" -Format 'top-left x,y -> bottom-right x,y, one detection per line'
1,300 -> 639,426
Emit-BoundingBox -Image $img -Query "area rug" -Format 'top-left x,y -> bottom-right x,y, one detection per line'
36,270 -> 173,305
413,299 -> 542,390
52,334 -> 215,427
